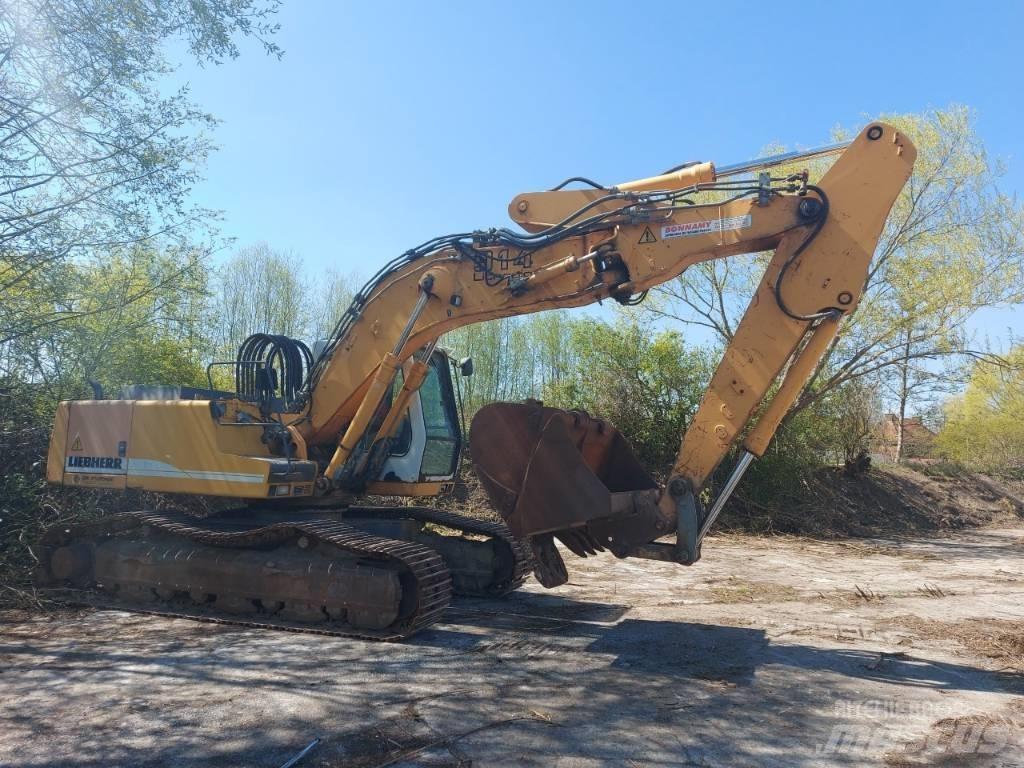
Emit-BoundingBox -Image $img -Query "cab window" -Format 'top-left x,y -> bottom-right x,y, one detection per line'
420,354 -> 461,477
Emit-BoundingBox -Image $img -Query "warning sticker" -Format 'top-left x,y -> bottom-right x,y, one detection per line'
661,214 -> 752,240
638,226 -> 657,244
71,434 -> 82,451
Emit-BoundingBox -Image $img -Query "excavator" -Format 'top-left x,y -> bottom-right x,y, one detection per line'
35,123 -> 916,640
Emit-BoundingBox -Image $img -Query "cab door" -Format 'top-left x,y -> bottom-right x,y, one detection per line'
376,351 -> 462,486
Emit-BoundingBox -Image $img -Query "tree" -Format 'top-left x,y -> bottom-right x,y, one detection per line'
213,243 -> 310,358
542,318 -> 713,471
935,347 -> 1024,473
816,378 -> 881,466
0,0 -> 281,346
883,326 -> 963,463
444,317 -> 536,413
0,248 -> 209,401
642,106 -> 1024,456
524,311 -> 578,395
308,268 -> 356,342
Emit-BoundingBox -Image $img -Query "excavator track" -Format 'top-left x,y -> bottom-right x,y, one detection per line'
236,503 -> 533,597
347,506 -> 532,596
35,510 -> 452,641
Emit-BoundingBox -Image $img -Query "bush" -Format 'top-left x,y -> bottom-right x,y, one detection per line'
935,347 -> 1024,474
541,318 -> 713,473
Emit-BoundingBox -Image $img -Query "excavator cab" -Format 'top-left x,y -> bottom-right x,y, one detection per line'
372,349 -> 464,493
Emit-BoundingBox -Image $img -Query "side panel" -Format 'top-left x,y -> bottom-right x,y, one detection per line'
49,399 -> 316,499
46,401 -> 70,484
126,400 -> 270,496
125,401 -> 316,498
60,401 -> 132,490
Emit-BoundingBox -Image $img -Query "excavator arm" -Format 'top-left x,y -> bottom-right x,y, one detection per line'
301,123 -> 914,580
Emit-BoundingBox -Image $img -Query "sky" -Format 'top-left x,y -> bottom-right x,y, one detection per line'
169,1 -> 1023,346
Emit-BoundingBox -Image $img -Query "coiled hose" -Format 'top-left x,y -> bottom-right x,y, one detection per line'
235,333 -> 312,410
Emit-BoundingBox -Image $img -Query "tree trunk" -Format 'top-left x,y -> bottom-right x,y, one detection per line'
894,327 -> 912,464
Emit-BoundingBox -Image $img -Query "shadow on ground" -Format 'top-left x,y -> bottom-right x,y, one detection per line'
2,587 -> 1020,767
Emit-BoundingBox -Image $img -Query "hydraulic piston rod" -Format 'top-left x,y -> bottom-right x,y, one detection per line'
715,140 -> 852,178
324,277 -> 434,483
698,450 -> 755,541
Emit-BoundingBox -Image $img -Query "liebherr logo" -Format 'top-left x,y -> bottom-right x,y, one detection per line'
67,455 -> 123,470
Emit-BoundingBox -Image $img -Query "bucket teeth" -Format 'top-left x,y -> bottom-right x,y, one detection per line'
556,529 -> 604,557
528,534 -> 569,588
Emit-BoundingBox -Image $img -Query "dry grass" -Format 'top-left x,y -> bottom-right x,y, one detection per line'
709,577 -> 799,604
819,584 -> 890,607
892,616 -> 1024,672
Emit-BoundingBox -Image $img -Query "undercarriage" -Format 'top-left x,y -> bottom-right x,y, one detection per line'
33,506 -> 530,640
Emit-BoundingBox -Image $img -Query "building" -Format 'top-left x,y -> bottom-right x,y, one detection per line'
872,414 -> 936,462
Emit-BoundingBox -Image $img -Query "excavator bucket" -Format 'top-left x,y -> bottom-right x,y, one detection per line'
470,402 -> 662,587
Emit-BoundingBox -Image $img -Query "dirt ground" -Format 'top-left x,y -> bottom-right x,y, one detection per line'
721,465 -> 1024,537
2,521 -> 1023,767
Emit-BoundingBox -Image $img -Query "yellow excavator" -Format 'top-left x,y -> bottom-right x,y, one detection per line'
35,124 -> 915,639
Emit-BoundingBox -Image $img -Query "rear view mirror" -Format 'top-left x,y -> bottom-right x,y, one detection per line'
458,356 -> 474,377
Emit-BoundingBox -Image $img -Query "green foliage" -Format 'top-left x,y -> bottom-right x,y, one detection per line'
935,347 -> 1024,474
1,0 -> 281,347
447,313 -> 714,472
543,318 -> 713,471
1,248 -> 210,403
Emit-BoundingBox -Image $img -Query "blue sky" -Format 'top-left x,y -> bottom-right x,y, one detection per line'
170,1 -> 1022,345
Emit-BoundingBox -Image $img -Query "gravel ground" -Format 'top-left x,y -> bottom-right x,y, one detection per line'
1,525 -> 1022,767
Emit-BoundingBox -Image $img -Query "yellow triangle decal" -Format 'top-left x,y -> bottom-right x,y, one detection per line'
71,435 -> 82,451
